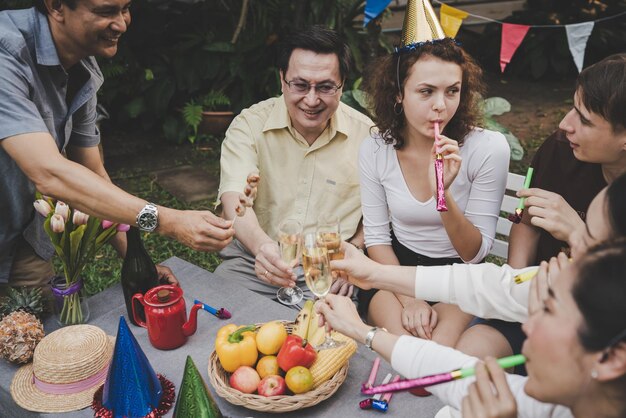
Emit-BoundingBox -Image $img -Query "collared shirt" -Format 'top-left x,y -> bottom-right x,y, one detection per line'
218,96 -> 373,242
0,8 -> 103,282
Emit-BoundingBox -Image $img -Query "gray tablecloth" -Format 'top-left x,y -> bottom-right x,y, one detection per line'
0,257 -> 444,417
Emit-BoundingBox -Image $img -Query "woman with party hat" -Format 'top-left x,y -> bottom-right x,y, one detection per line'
360,0 -> 510,347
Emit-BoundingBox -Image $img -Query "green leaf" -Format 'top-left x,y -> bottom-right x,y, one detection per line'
182,103 -> 203,129
482,97 -> 511,117
123,97 -> 146,119
352,90 -> 371,111
144,68 -> 154,81
69,225 -> 86,274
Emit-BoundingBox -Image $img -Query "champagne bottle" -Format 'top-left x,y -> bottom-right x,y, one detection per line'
121,226 -> 159,325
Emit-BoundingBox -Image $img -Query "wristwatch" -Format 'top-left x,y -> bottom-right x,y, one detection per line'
136,202 -> 159,232
365,326 -> 386,351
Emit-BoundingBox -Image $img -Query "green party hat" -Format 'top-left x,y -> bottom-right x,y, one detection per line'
173,356 -> 224,418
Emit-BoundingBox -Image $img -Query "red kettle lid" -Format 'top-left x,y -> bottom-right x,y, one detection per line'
143,285 -> 183,307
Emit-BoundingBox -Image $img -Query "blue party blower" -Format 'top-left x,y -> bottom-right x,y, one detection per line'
194,299 -> 232,319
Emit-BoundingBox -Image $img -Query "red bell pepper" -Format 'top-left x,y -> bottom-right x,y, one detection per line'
277,335 -> 317,371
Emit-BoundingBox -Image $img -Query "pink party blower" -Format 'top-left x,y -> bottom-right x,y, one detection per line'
434,122 -> 448,212
361,355 -> 526,396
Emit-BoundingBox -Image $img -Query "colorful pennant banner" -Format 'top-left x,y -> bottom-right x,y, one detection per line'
565,22 -> 595,73
440,4 -> 468,38
364,0 -> 625,73
500,23 -> 530,73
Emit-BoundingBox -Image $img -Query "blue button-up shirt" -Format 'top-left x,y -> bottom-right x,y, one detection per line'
0,8 -> 103,282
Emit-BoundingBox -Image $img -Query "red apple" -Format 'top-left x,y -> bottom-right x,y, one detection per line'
257,374 -> 286,397
229,366 -> 261,394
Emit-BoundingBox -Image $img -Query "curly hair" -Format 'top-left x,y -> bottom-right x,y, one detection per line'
363,38 -> 485,149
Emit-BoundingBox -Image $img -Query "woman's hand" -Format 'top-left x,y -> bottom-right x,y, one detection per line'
315,294 -> 369,341
461,358 -> 517,418
400,299 -> 437,339
429,134 -> 462,193
330,242 -> 379,290
528,252 -> 568,315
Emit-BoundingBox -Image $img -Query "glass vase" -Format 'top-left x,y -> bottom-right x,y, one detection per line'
50,275 -> 90,326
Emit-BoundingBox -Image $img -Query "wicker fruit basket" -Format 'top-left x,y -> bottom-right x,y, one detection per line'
207,321 -> 350,413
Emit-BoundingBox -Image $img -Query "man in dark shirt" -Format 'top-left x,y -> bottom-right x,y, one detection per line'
455,53 -> 626,367
508,53 -> 626,267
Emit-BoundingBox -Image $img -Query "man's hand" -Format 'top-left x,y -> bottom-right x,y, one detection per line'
156,264 -> 179,287
462,358 -> 517,418
517,188 -> 584,243
162,209 -> 234,252
329,242 -> 378,289
254,241 -> 296,288
400,299 -> 437,339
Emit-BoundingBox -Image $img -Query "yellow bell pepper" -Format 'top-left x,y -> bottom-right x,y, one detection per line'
215,324 -> 258,372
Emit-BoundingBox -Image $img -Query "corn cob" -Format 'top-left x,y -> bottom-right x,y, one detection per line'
309,332 -> 357,388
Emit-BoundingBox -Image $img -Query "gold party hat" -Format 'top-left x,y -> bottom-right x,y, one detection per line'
400,0 -> 445,48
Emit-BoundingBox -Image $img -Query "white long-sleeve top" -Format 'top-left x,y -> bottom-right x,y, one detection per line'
414,263 -> 536,323
391,336 -> 573,418
359,128 -> 510,263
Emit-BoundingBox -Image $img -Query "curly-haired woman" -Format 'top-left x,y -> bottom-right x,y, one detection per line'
360,38 -> 510,347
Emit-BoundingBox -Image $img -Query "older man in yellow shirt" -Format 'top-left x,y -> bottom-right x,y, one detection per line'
216,26 -> 373,307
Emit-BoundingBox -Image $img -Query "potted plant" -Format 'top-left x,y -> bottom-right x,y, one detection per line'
182,91 -> 233,144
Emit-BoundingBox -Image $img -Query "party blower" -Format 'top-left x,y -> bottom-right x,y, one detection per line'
433,122 -> 448,212
361,355 -> 526,396
508,167 -> 534,224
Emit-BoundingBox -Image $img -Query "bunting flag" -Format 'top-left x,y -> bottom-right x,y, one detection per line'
439,4 -> 468,38
565,21 -> 595,73
500,23 -> 530,73
364,0 -> 392,26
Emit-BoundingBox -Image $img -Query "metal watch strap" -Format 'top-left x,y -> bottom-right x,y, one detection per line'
136,202 -> 158,232
365,327 -> 385,351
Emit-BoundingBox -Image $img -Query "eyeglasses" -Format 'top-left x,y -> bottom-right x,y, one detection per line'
283,78 -> 343,96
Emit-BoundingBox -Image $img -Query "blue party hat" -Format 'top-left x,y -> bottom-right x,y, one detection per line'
92,317 -> 175,418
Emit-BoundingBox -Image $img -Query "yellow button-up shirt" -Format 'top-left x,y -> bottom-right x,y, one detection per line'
218,96 -> 374,241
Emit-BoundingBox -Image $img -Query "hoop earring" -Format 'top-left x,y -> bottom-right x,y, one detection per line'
394,102 -> 403,115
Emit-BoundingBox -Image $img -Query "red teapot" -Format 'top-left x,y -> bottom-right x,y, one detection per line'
132,285 -> 202,350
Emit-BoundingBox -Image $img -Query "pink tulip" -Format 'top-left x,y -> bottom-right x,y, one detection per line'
72,209 -> 89,225
54,201 -> 69,222
50,214 -> 65,233
101,220 -> 115,229
116,223 -> 130,232
33,199 -> 53,217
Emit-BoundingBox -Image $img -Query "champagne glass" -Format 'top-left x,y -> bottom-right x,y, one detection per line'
317,214 -> 344,261
276,219 -> 304,305
302,232 -> 346,350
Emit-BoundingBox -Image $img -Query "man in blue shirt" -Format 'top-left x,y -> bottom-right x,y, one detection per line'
0,0 -> 235,293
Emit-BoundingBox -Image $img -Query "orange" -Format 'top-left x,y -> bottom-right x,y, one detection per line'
256,355 -> 280,379
285,366 -> 314,394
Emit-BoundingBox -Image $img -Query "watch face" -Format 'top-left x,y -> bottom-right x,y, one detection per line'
139,212 -> 158,231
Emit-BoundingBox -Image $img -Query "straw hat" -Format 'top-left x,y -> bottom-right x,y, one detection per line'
11,324 -> 114,413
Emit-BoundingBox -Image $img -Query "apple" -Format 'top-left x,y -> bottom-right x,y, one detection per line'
257,375 -> 286,397
229,366 -> 261,394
